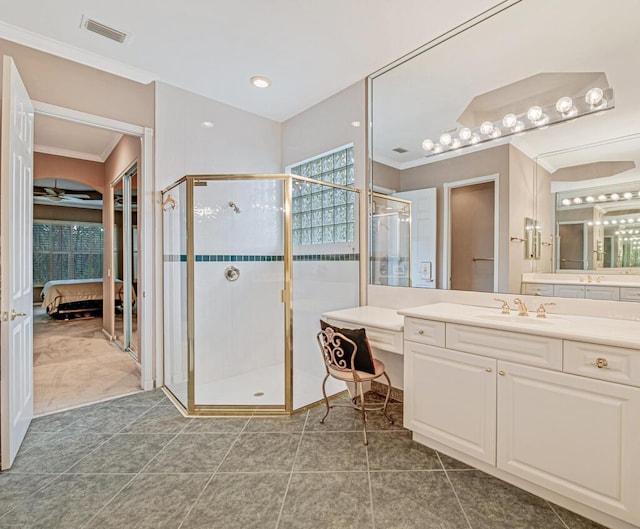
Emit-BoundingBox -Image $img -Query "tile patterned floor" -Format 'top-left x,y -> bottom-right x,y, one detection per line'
0,389 -> 609,529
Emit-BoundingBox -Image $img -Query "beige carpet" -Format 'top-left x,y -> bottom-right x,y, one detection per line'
34,306 -> 141,416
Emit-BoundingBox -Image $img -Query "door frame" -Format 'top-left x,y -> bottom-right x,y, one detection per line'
31,101 -> 155,390
443,173 -> 499,291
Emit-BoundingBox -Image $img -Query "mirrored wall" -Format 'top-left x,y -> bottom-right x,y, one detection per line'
368,0 -> 640,298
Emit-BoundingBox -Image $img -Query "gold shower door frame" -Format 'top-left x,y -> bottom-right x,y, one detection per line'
161,174 -> 361,416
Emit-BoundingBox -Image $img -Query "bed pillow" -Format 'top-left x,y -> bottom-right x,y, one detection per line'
320,320 -> 376,374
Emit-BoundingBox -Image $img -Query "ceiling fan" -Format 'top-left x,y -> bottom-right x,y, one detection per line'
34,179 -> 92,201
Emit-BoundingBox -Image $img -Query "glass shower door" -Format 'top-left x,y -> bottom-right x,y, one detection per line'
192,177 -> 285,409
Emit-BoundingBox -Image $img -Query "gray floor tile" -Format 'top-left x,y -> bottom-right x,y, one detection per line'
550,503 -> 610,529
219,433 -> 301,472
294,431 -> 368,471
181,472 -> 289,529
8,433 -> 111,474
306,403 -> 367,432
62,403 -> 150,434
244,412 -> 307,433
0,474 -> 58,517
449,470 -> 566,529
367,431 -> 443,471
184,416 -> 249,433
438,451 -> 474,470
0,473 -> 132,529
279,472 -> 372,529
371,470 -> 469,529
365,402 -> 405,431
68,433 -> 175,474
143,433 -> 236,473
121,404 -> 191,433
29,409 -> 85,433
108,388 -> 168,407
17,431 -> 54,454
83,473 -> 209,529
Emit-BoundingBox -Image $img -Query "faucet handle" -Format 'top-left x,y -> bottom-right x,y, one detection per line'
493,298 -> 511,314
536,302 -> 556,318
513,297 -> 529,316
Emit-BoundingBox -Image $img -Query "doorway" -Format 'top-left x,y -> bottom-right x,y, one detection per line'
558,222 -> 587,270
444,175 -> 498,292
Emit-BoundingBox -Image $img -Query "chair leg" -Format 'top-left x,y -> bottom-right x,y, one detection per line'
319,374 -> 331,424
382,372 -> 394,424
358,381 -> 368,445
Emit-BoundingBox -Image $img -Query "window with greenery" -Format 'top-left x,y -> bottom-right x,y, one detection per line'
33,221 -> 104,286
290,145 -> 356,245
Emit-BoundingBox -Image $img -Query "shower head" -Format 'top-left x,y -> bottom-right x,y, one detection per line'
228,201 -> 241,214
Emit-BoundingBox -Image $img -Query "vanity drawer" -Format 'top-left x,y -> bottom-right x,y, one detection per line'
620,287 -> 640,302
521,283 -> 554,296
564,341 -> 640,387
404,317 -> 445,347
446,324 -> 562,370
585,285 -> 619,301
325,318 -> 403,355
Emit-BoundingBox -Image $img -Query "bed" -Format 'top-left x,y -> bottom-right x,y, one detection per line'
40,278 -> 136,318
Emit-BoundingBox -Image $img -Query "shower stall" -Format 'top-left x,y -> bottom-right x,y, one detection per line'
162,174 -> 361,415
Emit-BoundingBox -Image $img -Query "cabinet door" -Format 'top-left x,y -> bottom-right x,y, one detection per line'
404,341 -> 496,464
553,284 -> 585,298
521,282 -> 554,296
584,285 -> 619,300
497,362 -> 640,526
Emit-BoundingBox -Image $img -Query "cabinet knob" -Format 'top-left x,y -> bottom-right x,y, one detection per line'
595,357 -> 609,369
417,330 -> 424,335
485,367 -> 492,373
498,370 -> 506,376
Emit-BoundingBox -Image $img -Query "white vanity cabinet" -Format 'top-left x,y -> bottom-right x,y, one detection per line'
401,306 -> 640,529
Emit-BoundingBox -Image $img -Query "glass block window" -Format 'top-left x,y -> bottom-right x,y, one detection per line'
290,145 -> 356,245
33,221 -> 104,286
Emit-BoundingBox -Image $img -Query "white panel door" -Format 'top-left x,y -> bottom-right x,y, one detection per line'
395,188 -> 437,288
0,56 -> 34,470
497,361 -> 640,526
404,341 -> 497,464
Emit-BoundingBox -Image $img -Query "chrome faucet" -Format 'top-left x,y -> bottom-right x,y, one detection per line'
513,298 -> 528,316
535,302 -> 556,318
494,298 -> 511,314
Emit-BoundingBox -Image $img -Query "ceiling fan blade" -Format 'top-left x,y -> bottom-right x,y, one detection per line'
44,188 -> 58,196
64,193 -> 91,199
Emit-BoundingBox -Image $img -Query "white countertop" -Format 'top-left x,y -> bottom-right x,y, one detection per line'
523,278 -> 640,287
521,273 -> 640,288
398,302 -> 640,350
322,305 -> 404,331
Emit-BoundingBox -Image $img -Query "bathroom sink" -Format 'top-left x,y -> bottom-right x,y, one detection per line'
474,313 -> 553,324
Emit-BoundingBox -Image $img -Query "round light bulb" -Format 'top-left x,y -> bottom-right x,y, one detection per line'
502,114 -> 517,128
624,192 -> 633,199
490,128 -> 502,139
422,139 -> 434,151
469,133 -> 481,145
620,219 -> 626,224
556,96 -> 573,114
439,133 -> 452,146
250,76 -> 271,88
527,106 -> 543,122
611,219 -> 618,224
512,120 -> 525,133
598,194 -> 607,201
585,196 -> 595,203
451,138 -> 462,149
573,197 -> 582,204
587,221 -> 594,226
595,221 -> 602,225
432,144 -> 443,154
611,193 -> 620,200
459,128 -> 472,141
603,220 -> 610,225
585,87 -> 604,106
561,198 -> 571,206
535,114 -> 549,127
480,121 -> 494,135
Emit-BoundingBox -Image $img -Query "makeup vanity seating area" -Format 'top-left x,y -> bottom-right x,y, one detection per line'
325,300 -> 640,529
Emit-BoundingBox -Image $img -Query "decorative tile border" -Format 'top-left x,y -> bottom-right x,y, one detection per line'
164,254 -> 360,262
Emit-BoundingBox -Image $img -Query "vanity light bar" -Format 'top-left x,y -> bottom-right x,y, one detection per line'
560,189 -> 640,207
423,87 -> 614,158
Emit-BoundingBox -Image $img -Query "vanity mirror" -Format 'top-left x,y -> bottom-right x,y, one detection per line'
368,0 -> 640,297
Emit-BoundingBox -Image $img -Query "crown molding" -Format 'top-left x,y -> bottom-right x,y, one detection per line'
99,133 -> 124,161
34,144 -> 103,163
0,20 -> 157,85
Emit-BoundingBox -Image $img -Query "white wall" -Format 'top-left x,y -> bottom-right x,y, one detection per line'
155,81 -> 282,191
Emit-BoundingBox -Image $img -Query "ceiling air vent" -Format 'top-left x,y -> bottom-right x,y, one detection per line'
392,147 -> 409,154
81,15 -> 128,44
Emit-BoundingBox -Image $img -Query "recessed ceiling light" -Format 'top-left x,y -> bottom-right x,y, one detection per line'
351,121 -> 361,127
250,76 -> 271,88
201,121 -> 214,128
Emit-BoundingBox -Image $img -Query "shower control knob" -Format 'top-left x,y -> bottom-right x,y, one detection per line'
224,266 -> 240,282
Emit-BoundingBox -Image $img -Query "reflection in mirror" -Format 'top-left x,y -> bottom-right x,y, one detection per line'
369,0 -> 640,297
